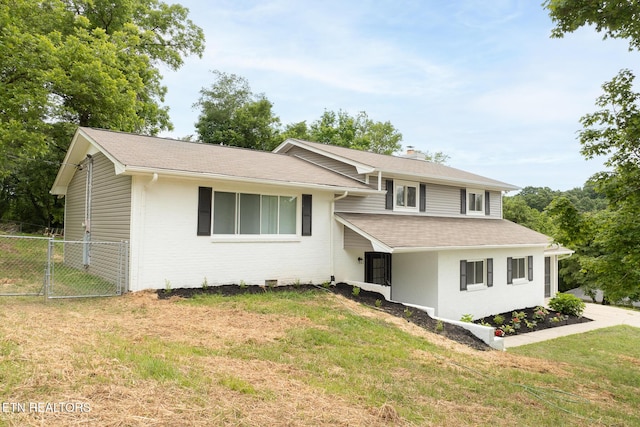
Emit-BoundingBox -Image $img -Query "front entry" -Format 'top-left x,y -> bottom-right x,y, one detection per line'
364,252 -> 392,286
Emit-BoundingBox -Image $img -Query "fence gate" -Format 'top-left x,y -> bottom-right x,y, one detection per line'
0,235 -> 128,298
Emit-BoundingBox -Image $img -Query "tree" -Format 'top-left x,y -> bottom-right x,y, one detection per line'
0,0 -> 204,229
307,110 -> 402,155
545,0 -> 640,51
194,71 -> 281,151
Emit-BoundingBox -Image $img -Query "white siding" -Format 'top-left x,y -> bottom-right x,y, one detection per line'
391,252 -> 438,309
128,178 -> 334,291
437,247 -> 546,320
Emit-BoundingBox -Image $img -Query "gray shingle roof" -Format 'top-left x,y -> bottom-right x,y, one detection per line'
336,213 -> 551,250
71,128 -> 376,192
278,139 -> 519,191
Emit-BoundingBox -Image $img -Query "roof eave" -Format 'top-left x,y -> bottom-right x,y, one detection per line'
123,166 -> 381,195
391,242 -> 551,253
378,169 -> 520,192
274,139 -> 376,174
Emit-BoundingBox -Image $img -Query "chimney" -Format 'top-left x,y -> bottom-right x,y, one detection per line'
402,146 -> 425,160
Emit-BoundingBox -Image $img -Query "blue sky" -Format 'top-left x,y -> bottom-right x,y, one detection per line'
159,0 -> 637,191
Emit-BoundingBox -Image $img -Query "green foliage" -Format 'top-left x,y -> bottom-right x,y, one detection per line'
434,320 -> 444,333
545,0 -> 640,51
351,286 -> 361,297
492,314 -> 505,326
403,307 -> 413,319
459,314 -> 473,323
0,0 -> 205,228
549,293 -> 586,317
533,306 -> 549,321
194,71 -> 281,151
374,299 -> 382,308
306,109 -> 402,155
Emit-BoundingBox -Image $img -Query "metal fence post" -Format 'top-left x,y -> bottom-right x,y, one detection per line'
45,238 -> 54,300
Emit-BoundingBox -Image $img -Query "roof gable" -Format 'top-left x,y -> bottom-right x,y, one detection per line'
51,128 -> 378,195
274,139 -> 519,191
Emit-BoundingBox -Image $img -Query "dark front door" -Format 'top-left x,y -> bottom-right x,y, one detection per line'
544,256 -> 551,298
364,252 -> 392,286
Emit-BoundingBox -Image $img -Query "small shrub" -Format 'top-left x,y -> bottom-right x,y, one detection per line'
460,314 -> 474,323
164,279 -> 172,293
524,319 -> 537,329
512,311 -> 527,321
239,280 -> 248,289
493,314 -> 505,326
321,281 -> 331,288
403,307 -> 413,319
501,324 -> 516,335
435,320 -> 444,333
532,306 -> 549,321
375,299 -> 382,308
202,277 -> 209,290
549,293 -> 585,317
351,286 -> 361,297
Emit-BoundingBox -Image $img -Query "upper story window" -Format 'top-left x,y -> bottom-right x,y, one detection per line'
460,188 -> 490,216
395,181 -> 418,211
385,179 -> 425,212
467,189 -> 484,215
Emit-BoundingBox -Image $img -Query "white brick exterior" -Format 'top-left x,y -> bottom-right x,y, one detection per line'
128,176 -> 334,291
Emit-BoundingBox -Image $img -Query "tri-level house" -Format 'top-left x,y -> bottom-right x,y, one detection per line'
51,128 -> 570,321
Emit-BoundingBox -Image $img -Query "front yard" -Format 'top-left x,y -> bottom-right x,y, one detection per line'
0,289 -> 638,426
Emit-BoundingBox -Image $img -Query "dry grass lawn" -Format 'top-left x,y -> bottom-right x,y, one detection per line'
0,289 -> 637,426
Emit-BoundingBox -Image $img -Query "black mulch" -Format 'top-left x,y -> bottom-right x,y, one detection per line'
156,283 -> 490,351
475,305 -> 592,335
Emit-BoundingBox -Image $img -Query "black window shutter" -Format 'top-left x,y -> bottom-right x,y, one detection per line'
485,191 -> 490,216
460,260 -> 467,291
197,187 -> 212,236
385,180 -> 393,210
486,258 -> 493,287
507,257 -> 513,284
419,183 -> 426,212
460,189 -> 467,214
302,194 -> 312,236
528,256 -> 534,281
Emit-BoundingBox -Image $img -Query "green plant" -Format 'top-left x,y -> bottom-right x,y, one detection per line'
460,314 -> 474,323
550,313 -> 568,323
351,286 -> 361,297
292,278 -> 301,288
403,307 -> 413,319
549,293 -> 586,317
202,277 -> 209,290
435,320 -> 444,333
524,319 -> 538,329
239,280 -> 248,289
375,299 -> 382,308
512,311 -> 527,321
501,324 -> 516,335
493,314 -> 505,326
532,306 -> 549,321
321,281 -> 331,288
164,279 -> 172,293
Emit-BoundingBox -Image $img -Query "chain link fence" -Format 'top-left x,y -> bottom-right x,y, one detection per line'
0,235 -> 128,298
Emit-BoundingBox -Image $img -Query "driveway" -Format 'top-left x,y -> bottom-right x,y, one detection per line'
504,302 -> 640,348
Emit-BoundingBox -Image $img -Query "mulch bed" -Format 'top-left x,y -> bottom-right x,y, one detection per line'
475,305 -> 592,335
157,282 -> 490,351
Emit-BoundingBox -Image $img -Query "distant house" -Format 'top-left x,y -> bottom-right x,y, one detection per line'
51,128 -> 571,320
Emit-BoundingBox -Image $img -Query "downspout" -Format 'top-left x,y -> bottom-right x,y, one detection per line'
144,172 -> 158,190
330,191 -> 349,284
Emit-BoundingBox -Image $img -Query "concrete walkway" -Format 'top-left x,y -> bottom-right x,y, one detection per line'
504,302 -> 640,348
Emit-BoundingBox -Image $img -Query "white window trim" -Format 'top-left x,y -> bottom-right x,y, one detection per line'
511,257 -> 528,285
212,191 -> 300,236
466,259 -> 486,291
466,188 -> 484,216
394,180 -> 419,212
